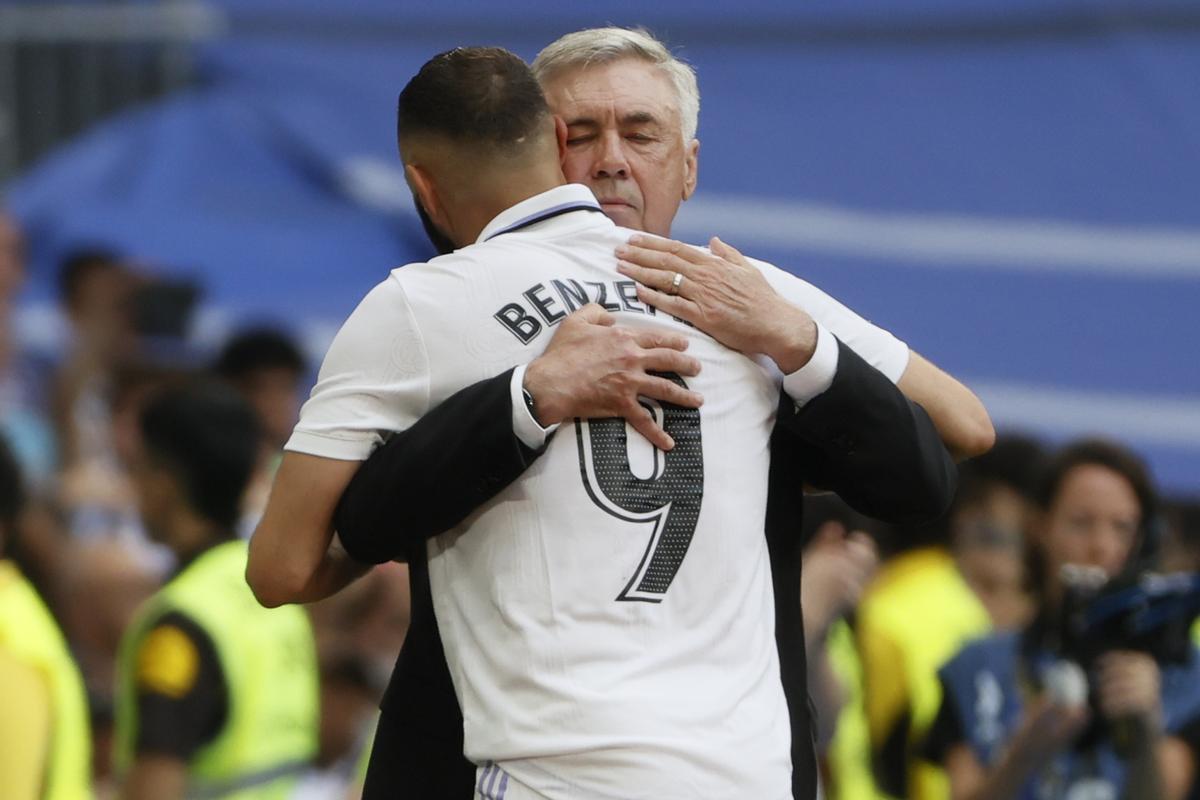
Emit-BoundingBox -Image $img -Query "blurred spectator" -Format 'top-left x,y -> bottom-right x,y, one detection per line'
799,496 -> 884,800
0,211 -> 56,485
856,515 -> 992,799
52,249 -> 137,477
951,434 -> 1046,630
57,537 -> 159,783
1161,500 -> 1200,574
306,563 -> 410,693
55,358 -> 185,570
801,507 -> 880,751
113,382 -> 318,799
856,432 -> 1048,799
214,327 -> 307,453
213,326 -> 307,529
290,650 -> 380,800
298,567 -> 408,800
0,434 -> 93,800
927,439 -> 1200,799
1160,500 -> 1200,648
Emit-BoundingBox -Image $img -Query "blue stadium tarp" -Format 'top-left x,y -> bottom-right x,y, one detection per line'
6,1 -> 1199,491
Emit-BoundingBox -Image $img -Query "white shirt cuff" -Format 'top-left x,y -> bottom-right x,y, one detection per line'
782,322 -> 839,408
511,364 -> 559,449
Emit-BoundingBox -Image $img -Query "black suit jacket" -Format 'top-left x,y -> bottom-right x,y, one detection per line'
335,337 -> 955,799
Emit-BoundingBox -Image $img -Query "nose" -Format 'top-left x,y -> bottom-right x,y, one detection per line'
592,131 -> 630,179
1091,526 -> 1130,576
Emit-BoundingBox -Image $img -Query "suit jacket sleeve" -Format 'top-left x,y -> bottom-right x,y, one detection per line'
333,367 -> 547,565
776,337 -> 957,525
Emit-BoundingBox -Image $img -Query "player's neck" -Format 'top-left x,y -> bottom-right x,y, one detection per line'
454,168 -> 566,246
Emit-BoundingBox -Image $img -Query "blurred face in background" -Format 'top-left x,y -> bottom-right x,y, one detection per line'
542,58 -> 699,236
234,368 -> 302,451
127,439 -> 175,546
952,482 -> 1034,628
957,538 -> 1030,629
1040,463 -> 1142,588
66,261 -> 138,362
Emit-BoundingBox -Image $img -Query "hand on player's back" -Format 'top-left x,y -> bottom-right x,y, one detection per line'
522,303 -> 702,451
616,235 -> 818,374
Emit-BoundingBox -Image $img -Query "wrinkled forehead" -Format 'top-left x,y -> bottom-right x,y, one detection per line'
540,58 -> 683,133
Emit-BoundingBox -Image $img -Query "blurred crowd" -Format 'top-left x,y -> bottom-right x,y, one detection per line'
3,202 -> 1200,799
0,210 -> 407,799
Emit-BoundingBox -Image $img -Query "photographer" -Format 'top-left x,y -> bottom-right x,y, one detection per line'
924,439 -> 1200,800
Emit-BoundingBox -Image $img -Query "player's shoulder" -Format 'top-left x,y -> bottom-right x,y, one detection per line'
387,233 -> 566,282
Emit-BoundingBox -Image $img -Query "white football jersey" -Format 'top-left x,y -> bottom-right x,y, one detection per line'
287,184 -> 908,800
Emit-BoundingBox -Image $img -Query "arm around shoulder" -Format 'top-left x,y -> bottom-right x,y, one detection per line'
898,351 -> 995,461
780,338 -> 957,524
333,367 -> 549,564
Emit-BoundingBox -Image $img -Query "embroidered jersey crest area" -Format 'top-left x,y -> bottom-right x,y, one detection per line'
287,184 -> 908,800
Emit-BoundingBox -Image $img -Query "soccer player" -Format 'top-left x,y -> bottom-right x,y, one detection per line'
252,47 -> 955,799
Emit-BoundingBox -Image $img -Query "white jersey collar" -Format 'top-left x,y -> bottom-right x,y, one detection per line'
475,183 -> 604,244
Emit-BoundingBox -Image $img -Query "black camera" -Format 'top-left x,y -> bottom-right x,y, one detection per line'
1056,568 -> 1200,671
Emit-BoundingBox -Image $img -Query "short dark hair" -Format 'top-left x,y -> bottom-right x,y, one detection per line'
397,47 -> 550,153
953,432 -> 1047,522
213,327 -> 305,381
57,248 -> 123,309
139,381 -> 261,529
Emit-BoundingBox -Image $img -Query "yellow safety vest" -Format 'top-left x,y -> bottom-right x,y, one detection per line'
857,547 -> 991,800
825,618 -> 884,800
0,559 -> 93,800
115,540 -> 318,799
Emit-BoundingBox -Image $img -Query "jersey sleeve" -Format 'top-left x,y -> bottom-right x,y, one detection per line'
747,257 -> 910,383
131,611 -> 227,760
286,275 -> 432,461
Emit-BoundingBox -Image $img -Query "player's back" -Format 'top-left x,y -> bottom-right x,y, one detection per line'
392,201 -> 791,799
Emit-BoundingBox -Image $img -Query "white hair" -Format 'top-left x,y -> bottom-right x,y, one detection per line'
532,27 -> 700,142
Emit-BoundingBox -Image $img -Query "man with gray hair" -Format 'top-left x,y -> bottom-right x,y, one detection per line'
531,27 -> 989,454
530,27 -> 702,239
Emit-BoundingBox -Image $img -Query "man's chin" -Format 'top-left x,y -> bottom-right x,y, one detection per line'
599,203 -> 642,231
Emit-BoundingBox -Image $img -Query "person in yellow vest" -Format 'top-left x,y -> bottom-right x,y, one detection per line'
0,435 -> 94,800
800,497 -> 887,800
113,382 -> 318,799
857,434 -> 1044,800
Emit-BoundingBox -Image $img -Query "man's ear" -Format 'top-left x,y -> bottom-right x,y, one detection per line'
682,139 -> 700,201
405,163 -> 450,232
554,116 -> 569,163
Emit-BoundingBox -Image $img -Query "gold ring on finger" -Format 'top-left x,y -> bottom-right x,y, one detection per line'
669,272 -> 684,295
